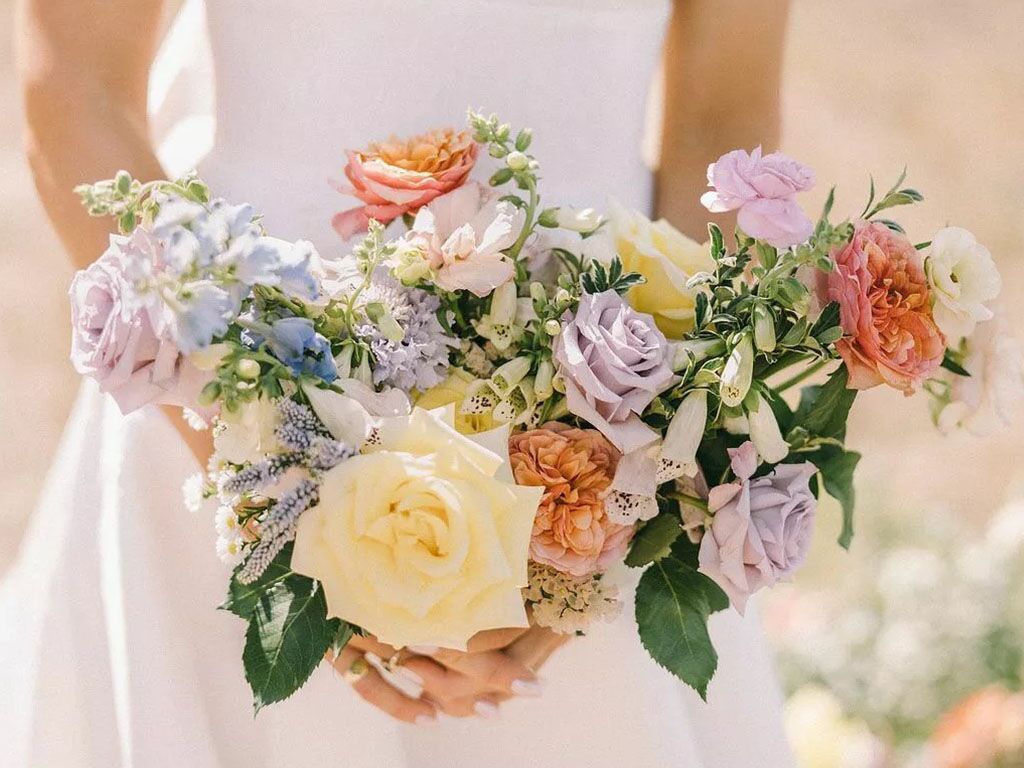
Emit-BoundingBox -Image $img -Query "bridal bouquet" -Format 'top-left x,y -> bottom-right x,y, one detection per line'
68,111 -> 1006,710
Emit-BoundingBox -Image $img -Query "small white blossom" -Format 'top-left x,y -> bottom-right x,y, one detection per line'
523,562 -> 621,634
182,472 -> 207,513
216,534 -> 245,567
214,504 -> 242,538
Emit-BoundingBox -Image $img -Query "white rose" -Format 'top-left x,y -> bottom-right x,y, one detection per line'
936,319 -> 1023,436
291,407 -> 543,650
213,396 -> 280,464
926,227 -> 1001,342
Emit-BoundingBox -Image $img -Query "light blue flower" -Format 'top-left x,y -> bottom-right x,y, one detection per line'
171,280 -> 236,354
265,317 -> 337,382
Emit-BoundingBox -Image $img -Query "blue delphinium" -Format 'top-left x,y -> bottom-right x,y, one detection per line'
264,317 -> 337,382
356,270 -> 456,391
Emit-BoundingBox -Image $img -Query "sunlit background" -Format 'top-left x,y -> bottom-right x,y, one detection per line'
2,2 -> 1022,766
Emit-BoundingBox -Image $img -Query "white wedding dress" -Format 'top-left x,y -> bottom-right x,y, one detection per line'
0,2 -> 795,766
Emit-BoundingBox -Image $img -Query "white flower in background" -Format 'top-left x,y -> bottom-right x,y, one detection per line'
925,227 -> 1001,342
182,472 -> 206,513
935,319 -> 1024,436
784,686 -> 888,768
213,395 -> 281,464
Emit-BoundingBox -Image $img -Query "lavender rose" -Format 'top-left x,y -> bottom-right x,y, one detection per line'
69,231 -> 208,414
554,290 -> 677,453
698,442 -> 817,612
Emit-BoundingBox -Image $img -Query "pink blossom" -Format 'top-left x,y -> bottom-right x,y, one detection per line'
701,147 -> 815,248
332,128 -> 478,240
69,231 -> 209,414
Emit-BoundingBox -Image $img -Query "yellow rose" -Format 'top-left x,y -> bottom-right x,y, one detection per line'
414,368 -> 497,434
291,407 -> 543,650
609,202 -> 711,339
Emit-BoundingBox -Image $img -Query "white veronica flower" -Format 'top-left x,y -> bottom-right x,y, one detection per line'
936,319 -> 1024,436
925,226 -> 1001,342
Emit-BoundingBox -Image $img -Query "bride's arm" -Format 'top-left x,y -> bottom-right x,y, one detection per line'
657,0 -> 791,238
17,0 -> 213,464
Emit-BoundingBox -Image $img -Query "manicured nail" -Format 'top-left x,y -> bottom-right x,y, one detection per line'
414,713 -> 437,726
474,700 -> 499,719
409,645 -> 439,655
395,666 -> 425,688
511,678 -> 543,697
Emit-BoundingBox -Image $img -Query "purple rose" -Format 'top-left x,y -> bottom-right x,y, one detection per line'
69,231 -> 209,414
698,442 -> 817,613
554,290 -> 678,453
700,147 -> 815,248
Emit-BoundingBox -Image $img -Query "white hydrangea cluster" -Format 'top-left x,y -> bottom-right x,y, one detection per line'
523,562 -> 621,635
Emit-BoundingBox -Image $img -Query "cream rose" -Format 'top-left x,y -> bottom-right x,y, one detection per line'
291,407 -> 543,650
605,201 -> 712,339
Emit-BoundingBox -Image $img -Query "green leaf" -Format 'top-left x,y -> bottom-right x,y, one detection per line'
625,512 -> 684,567
708,223 -> 725,260
941,351 -> 971,377
330,619 -> 356,657
635,540 -> 729,700
810,301 -> 841,342
808,445 -> 861,549
222,542 -> 295,619
243,573 -> 335,712
794,365 -> 857,441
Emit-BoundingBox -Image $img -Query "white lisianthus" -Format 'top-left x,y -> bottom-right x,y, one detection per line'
935,319 -> 1024,436
213,396 -> 280,464
747,393 -> 789,463
925,227 -> 1001,342
661,389 -> 708,469
291,407 -> 543,650
555,206 -> 603,234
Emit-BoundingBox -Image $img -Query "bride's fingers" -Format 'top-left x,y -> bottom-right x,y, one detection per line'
505,626 -> 570,672
464,626 -> 529,653
329,647 -> 438,725
429,647 -> 542,697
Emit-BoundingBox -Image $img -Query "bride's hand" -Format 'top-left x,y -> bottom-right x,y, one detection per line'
327,628 -> 543,723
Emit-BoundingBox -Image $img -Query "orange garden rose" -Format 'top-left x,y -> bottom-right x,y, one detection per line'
332,127 -> 478,239
509,423 -> 633,577
931,686 -> 1024,768
826,220 -> 945,393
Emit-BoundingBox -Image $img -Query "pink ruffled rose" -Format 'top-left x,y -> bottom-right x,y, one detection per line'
402,182 -> 524,297
69,231 -> 209,414
701,147 -> 815,248
554,290 -> 678,454
332,127 -> 478,240
698,442 -> 817,613
826,220 -> 945,394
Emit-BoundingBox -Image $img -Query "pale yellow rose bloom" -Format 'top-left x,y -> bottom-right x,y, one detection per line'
291,407 -> 543,650
609,202 -> 712,339
414,368 -> 497,434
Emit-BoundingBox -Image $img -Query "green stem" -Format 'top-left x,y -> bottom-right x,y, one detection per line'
755,350 -> 810,380
506,177 -> 538,262
775,359 -> 830,393
667,491 -> 709,512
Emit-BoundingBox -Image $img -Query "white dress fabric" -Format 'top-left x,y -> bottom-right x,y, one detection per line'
0,1 -> 796,766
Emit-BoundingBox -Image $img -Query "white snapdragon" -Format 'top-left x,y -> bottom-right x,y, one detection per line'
661,389 -> 708,469
555,206 -> 604,234
925,227 -> 1001,342
747,393 -> 789,463
720,335 -> 754,407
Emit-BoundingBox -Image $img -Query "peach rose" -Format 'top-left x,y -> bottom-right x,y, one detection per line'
509,423 -> 632,577
931,686 -> 1024,768
332,127 -> 479,239
826,221 -> 945,393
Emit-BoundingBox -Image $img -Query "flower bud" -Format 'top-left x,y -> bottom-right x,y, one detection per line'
555,288 -> 572,304
752,304 -> 777,353
747,393 -> 789,463
719,335 -> 754,408
555,206 -> 603,234
661,389 -> 708,468
333,344 -> 354,379
189,342 -> 230,372
551,372 -> 566,394
489,281 -> 518,326
534,360 -> 555,401
197,380 -> 222,407
490,356 -> 531,398
377,311 -> 405,343
506,151 -> 530,171
529,282 -> 547,303
669,338 -> 726,371
543,319 -> 561,336
235,358 -> 261,381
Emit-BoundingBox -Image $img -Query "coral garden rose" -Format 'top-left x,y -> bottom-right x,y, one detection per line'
403,182 -> 524,297
509,423 -> 631,577
554,290 -> 678,453
701,147 -> 815,248
826,220 -> 945,394
607,201 -> 713,339
332,127 -> 478,239
292,407 -> 542,650
698,442 -> 817,613
69,230 -> 209,414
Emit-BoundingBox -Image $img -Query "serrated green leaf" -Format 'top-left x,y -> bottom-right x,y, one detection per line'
635,540 -> 729,699
625,513 -> 684,567
808,445 -> 861,549
794,365 -> 857,440
222,542 -> 295,619
330,620 -> 356,657
243,574 -> 335,712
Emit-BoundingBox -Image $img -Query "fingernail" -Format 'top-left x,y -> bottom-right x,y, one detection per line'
474,700 -> 499,719
511,678 -> 544,697
408,645 -> 439,655
414,713 -> 437,726
395,666 -> 425,688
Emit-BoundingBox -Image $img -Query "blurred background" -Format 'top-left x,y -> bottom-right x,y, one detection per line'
1,2 -> 1022,766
